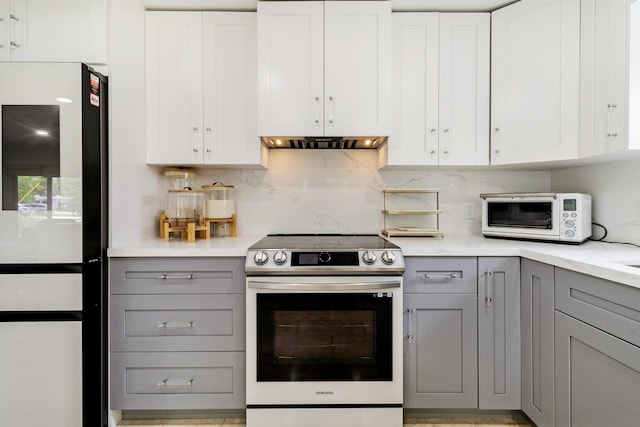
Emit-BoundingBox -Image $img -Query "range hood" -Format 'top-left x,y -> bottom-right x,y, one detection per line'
260,136 -> 388,149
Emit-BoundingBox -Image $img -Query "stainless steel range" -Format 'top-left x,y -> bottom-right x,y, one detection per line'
245,234 -> 404,427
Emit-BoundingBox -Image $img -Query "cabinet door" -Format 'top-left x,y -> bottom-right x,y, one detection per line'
7,0 -> 106,63
438,13 -> 490,166
257,1 -> 324,137
520,259 -> 555,427
324,1 -> 391,137
491,0 -> 580,165
0,2 -> 9,61
388,13 -> 440,166
580,0 -> 630,157
203,12 -> 261,166
478,257 -> 521,409
404,293 -> 478,408
145,12 -> 203,165
555,311 -> 640,427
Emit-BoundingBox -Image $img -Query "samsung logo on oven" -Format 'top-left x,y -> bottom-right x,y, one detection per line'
316,391 -> 334,395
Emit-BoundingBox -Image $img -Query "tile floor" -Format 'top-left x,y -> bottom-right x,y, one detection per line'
118,416 -> 533,427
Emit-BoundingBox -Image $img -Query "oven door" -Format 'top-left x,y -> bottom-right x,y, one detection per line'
481,196 -> 560,239
246,276 -> 403,406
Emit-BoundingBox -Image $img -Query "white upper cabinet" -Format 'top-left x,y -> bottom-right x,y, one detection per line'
491,0 -> 580,165
0,0 -> 107,63
203,12 -> 259,165
382,12 -> 489,167
580,0 -> 640,157
257,1 -> 391,137
145,11 -> 262,167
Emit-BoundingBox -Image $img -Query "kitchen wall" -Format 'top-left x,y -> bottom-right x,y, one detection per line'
108,0 -> 554,246
552,158 -> 640,245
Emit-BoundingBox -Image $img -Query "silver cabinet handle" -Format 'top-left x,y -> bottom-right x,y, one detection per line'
421,272 -> 459,280
493,127 -> 501,154
157,321 -> 195,329
406,308 -> 414,343
9,14 -> 19,21
328,96 -> 335,124
485,270 -> 494,307
314,96 -> 321,124
607,103 -> 618,138
157,273 -> 194,280
428,128 -> 437,156
10,41 -> 19,48
157,378 -> 194,387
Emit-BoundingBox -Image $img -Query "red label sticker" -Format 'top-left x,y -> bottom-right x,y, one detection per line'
90,74 -> 100,89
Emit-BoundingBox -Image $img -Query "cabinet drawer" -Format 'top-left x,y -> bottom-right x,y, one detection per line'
555,268 -> 640,348
110,257 -> 245,294
110,351 -> 245,410
404,257 -> 477,294
111,294 -> 245,352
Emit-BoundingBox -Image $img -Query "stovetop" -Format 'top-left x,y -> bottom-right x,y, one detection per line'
245,234 -> 404,276
248,234 -> 400,251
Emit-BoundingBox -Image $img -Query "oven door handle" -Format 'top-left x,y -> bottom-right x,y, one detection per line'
247,280 -> 401,291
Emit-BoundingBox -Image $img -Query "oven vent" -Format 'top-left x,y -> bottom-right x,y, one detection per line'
260,136 -> 387,149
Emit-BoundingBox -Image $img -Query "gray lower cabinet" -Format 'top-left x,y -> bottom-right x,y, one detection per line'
110,257 -> 246,410
478,257 -> 521,409
403,257 -> 478,408
520,259 -> 555,427
554,268 -> 640,427
554,311 -> 640,427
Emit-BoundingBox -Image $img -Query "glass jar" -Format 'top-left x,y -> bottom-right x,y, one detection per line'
163,168 -> 197,192
202,183 -> 235,219
165,189 -> 204,227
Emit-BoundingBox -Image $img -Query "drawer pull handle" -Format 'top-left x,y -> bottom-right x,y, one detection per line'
157,378 -> 194,387
157,273 -> 194,280
157,321 -> 195,329
485,270 -> 494,307
406,308 -> 414,343
422,273 -> 458,280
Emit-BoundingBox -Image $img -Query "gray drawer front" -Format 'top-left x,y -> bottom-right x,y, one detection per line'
404,257 -> 477,294
111,294 -> 245,352
110,352 -> 245,410
555,268 -> 640,347
110,257 -> 245,295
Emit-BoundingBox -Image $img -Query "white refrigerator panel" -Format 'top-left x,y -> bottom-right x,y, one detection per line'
0,322 -> 82,427
0,273 -> 82,311
0,63 -> 83,263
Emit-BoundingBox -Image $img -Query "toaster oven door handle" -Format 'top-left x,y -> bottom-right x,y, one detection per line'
248,280 -> 401,291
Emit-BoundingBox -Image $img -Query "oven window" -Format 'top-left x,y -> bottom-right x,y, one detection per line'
487,201 -> 553,229
257,293 -> 392,382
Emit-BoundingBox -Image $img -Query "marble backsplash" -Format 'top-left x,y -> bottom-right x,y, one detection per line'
149,150 -> 551,239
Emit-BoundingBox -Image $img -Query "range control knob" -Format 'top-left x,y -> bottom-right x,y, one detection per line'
381,250 -> 396,265
253,251 -> 269,265
362,250 -> 377,265
273,250 -> 288,265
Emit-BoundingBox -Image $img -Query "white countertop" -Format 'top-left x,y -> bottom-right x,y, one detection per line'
108,234 -> 640,289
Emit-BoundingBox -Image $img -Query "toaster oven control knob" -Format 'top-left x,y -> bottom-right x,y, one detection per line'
253,251 -> 269,265
565,230 -> 575,238
273,250 -> 288,265
362,250 -> 377,265
381,250 -> 396,265
565,219 -> 575,228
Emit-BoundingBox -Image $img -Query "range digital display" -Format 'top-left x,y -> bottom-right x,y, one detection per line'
291,251 -> 359,267
297,253 -> 319,265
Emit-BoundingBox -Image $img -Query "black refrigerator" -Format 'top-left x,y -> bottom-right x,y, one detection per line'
0,63 -> 107,427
